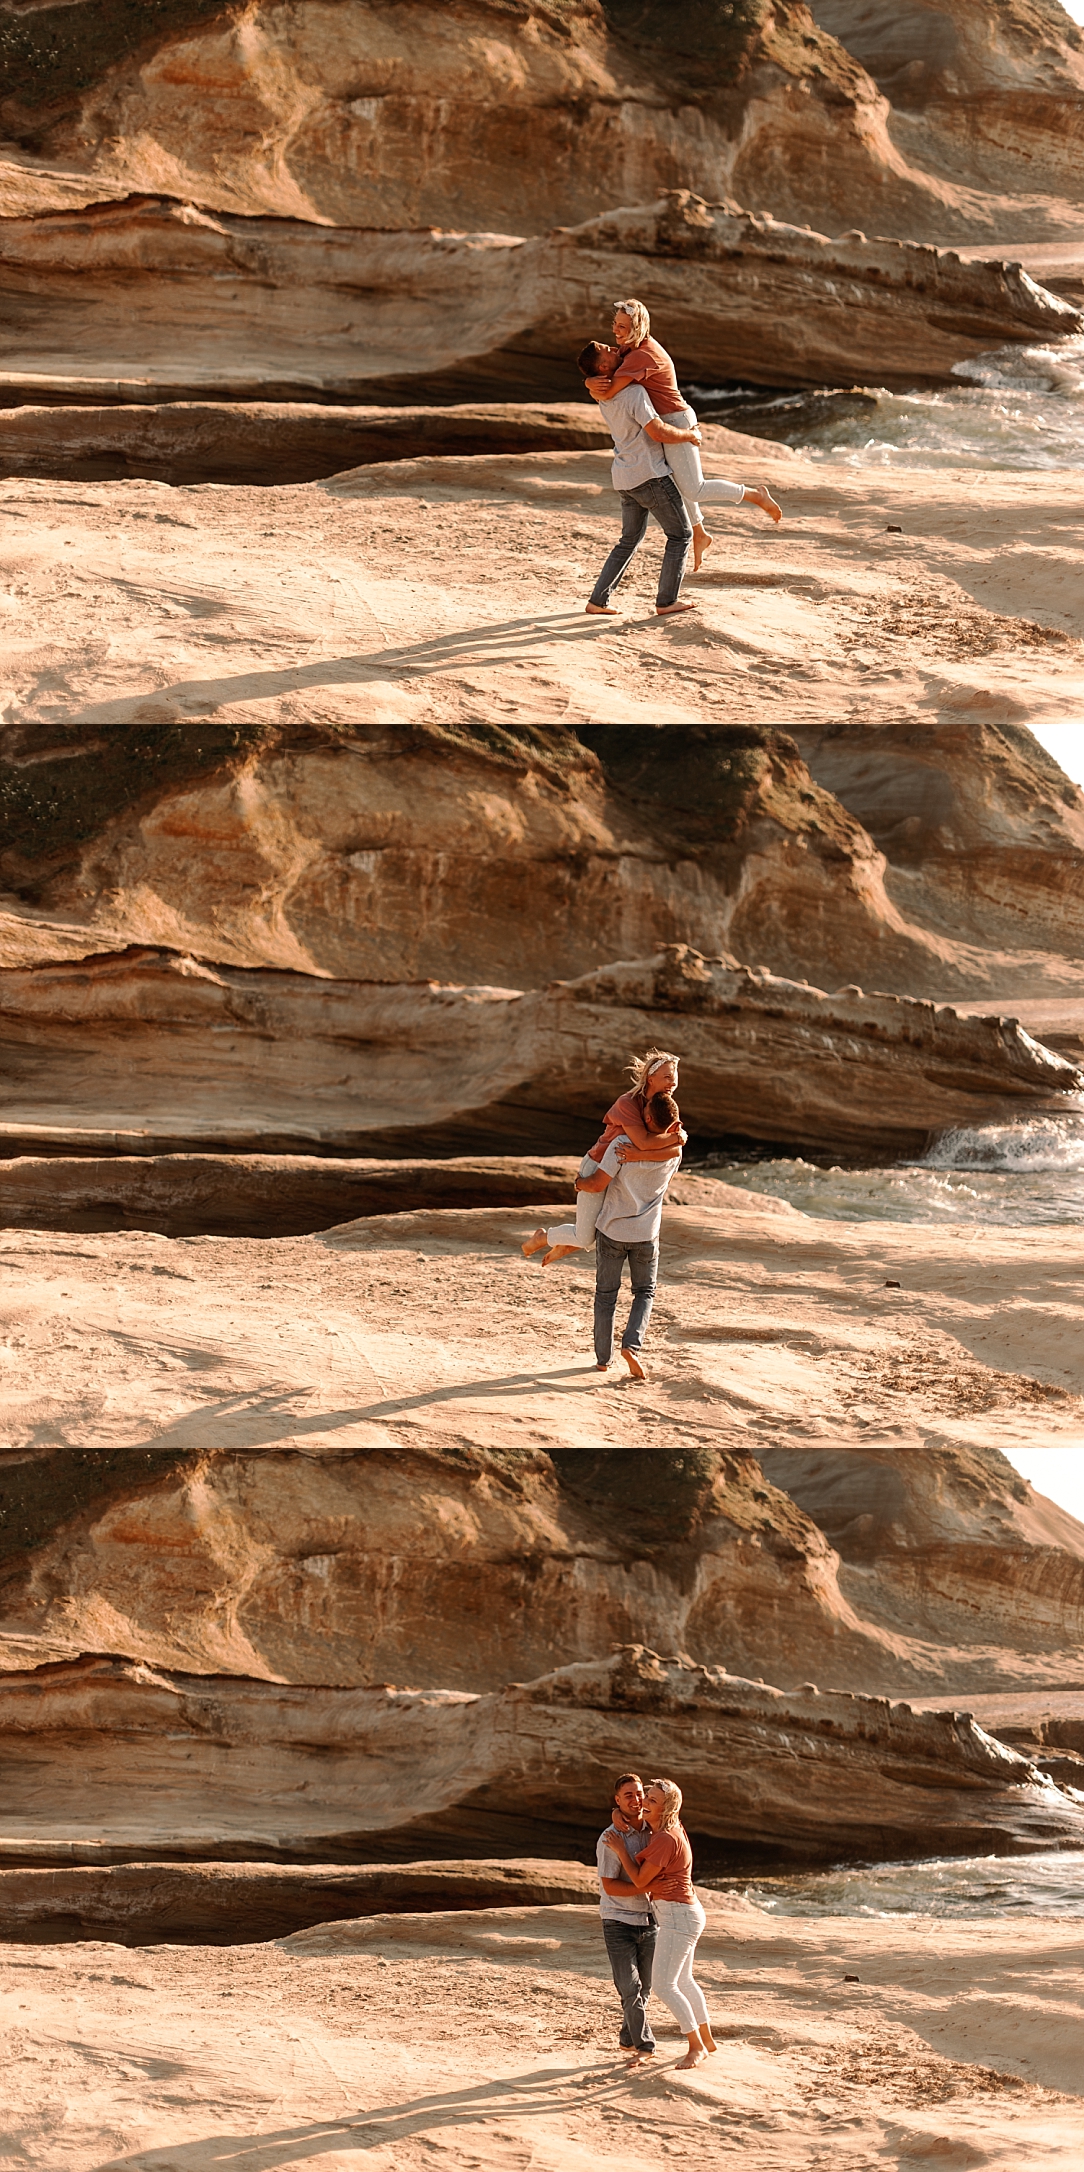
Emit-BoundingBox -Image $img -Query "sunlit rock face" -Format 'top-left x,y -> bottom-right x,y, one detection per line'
3,0 -> 1082,241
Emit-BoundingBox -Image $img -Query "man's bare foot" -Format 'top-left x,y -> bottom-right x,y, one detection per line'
656,600 -> 697,616
699,2026 -> 718,2054
621,1348 -> 646,1380
522,1229 -> 548,1258
748,483 -> 782,522
675,2047 -> 708,2070
597,1359 -> 611,1371
542,1243 -> 578,1265
626,2050 -> 654,2067
692,525 -> 713,572
585,602 -> 619,614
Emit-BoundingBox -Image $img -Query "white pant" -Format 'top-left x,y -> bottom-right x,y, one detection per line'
651,1897 -> 709,2033
546,1188 -> 602,1250
664,401 -> 745,530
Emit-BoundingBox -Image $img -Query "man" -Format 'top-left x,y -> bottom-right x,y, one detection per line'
578,1088 -> 682,1380
576,339 -> 702,619
597,1772 -> 657,2062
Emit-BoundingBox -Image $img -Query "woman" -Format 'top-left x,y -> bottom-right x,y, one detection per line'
604,1777 -> 716,2069
522,1049 -> 683,1265
587,299 -> 781,570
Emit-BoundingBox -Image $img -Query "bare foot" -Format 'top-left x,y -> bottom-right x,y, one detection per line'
585,602 -> 619,614
655,600 -> 697,616
626,2050 -> 655,2068
748,483 -> 782,522
699,2026 -> 718,2054
621,1348 -> 646,1381
541,1243 -> 579,1265
675,2047 -> 708,2070
692,525 -> 713,572
521,1229 -> 548,1258
597,1359 -> 611,1371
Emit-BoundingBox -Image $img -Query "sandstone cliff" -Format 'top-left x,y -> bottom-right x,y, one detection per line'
0,1644 -> 1080,1866
0,943 -> 1077,1159
2,0 -> 1082,245
5,722 -> 1084,999
1,190 -> 1073,405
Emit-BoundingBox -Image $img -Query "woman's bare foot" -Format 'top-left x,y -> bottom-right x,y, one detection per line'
621,1348 -> 646,1380
675,2046 -> 708,2070
585,602 -> 619,614
747,483 -> 782,522
692,524 -> 713,572
656,600 -> 697,616
542,1243 -> 578,1265
521,1229 -> 548,1258
699,2025 -> 718,2054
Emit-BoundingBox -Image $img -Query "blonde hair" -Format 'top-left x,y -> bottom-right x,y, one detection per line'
613,297 -> 650,347
627,1047 -> 680,1097
646,1777 -> 684,1833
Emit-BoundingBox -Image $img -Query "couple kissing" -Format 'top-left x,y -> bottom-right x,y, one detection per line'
598,1771 -> 716,2070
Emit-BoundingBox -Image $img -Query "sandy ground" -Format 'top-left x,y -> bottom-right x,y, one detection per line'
1,1905 -> 1081,2171
1,447 -> 1082,727
1,1189 -> 1082,1461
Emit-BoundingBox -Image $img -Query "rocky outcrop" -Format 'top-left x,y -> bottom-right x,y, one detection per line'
0,1647 -> 1079,1868
0,1152 -> 582,1237
5,723 -> 1084,1003
2,0 -> 1082,246
4,1444 -> 1082,1707
787,723 -> 1084,971
0,943 -> 1078,1159
0,1857 -> 597,1941
0,191 -> 1075,404
0,399 -> 614,485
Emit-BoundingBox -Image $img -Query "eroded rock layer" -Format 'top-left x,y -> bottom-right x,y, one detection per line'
0,944 -> 1078,1158
0,1647 -> 1079,1867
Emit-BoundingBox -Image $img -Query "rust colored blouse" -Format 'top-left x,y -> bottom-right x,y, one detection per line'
638,1824 -> 696,1902
612,336 -> 686,416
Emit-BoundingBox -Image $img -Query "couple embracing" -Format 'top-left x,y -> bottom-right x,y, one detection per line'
598,1772 -> 716,2070
577,298 -> 781,617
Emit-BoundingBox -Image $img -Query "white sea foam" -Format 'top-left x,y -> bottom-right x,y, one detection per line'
700,1113 -> 1084,1225
698,332 -> 1084,470
705,1851 -> 1084,1918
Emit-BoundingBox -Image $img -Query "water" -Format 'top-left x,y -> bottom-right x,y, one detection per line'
694,332 -> 1084,470
698,1110 -> 1084,1226
705,1852 -> 1084,1917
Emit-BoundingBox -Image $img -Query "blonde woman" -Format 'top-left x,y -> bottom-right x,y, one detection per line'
602,1777 -> 716,2068
523,1049 -> 683,1267
586,299 -> 781,570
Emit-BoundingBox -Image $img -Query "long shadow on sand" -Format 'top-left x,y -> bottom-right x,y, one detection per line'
69,612 -> 632,722
93,2058 -> 670,2170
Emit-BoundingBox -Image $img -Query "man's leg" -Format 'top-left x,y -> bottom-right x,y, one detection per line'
587,494 -> 649,611
621,1238 -> 659,1375
602,1921 -> 656,2054
593,1232 -> 625,1368
639,476 -> 692,611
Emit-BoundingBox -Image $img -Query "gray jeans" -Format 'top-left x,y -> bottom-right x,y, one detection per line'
588,474 -> 691,610
594,1230 -> 659,1364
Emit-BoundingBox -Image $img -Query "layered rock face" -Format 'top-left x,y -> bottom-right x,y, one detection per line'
0,1644 -> 1080,1866
5,721 -> 1084,998
2,0 -> 1081,244
1,189 -> 1074,402
4,1444 -> 1082,1705
1,2 -> 1081,407
0,943 -> 1078,1159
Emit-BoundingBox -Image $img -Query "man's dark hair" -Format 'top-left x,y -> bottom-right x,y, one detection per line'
648,1091 -> 678,1130
576,340 -> 606,377
612,1772 -> 642,1804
